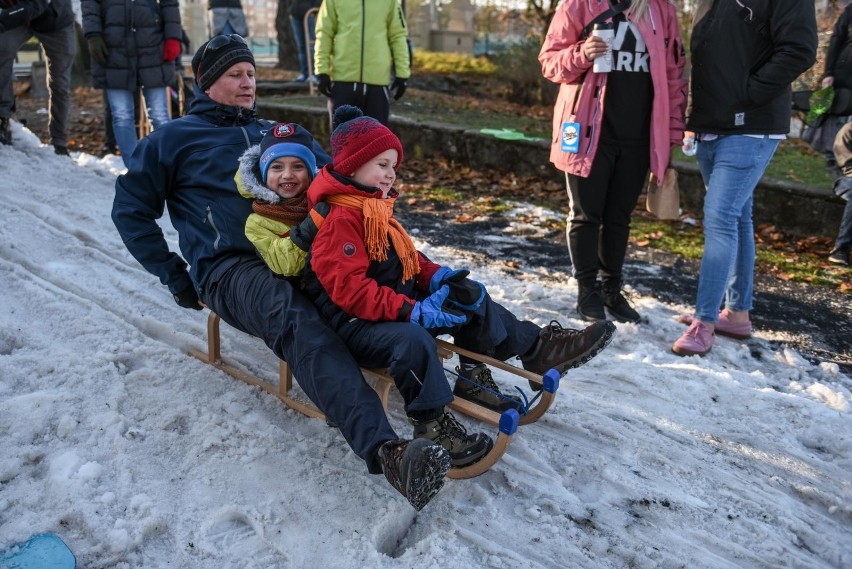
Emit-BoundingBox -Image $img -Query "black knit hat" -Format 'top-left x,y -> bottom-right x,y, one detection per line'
191,35 -> 255,92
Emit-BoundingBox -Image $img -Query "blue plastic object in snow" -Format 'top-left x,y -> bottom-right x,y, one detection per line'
0,534 -> 76,569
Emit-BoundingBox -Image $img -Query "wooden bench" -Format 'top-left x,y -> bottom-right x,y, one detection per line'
189,311 -> 561,479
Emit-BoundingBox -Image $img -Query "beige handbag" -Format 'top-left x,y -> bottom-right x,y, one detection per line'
646,167 -> 680,220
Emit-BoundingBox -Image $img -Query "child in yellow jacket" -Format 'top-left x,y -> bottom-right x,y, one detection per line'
236,122 -> 329,276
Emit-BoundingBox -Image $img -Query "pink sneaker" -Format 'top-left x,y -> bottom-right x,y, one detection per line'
676,309 -> 752,339
672,321 -> 715,356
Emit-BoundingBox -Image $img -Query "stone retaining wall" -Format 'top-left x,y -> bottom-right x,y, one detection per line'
258,101 -> 845,238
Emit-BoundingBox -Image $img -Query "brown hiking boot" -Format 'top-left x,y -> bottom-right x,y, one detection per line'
377,439 -> 450,511
453,364 -> 522,413
411,411 -> 494,468
521,320 -> 616,376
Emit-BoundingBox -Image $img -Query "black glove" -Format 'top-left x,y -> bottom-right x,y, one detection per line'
391,77 -> 407,101
87,35 -> 109,65
0,6 -> 28,33
443,270 -> 486,311
173,285 -> 203,311
290,202 -> 330,252
316,73 -> 332,97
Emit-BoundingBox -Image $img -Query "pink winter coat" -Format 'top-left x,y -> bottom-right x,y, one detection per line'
539,0 -> 687,179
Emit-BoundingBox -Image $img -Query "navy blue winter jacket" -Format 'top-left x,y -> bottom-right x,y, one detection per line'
112,91 -> 330,298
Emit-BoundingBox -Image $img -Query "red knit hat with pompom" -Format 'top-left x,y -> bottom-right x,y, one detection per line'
330,105 -> 404,176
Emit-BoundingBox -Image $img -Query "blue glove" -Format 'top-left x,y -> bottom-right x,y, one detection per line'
429,267 -> 486,312
411,285 -> 467,330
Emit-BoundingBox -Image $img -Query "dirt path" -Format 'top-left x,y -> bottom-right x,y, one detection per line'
396,204 -> 852,375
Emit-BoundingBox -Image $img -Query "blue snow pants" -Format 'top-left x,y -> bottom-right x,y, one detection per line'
202,255 -> 397,474
336,292 -> 541,415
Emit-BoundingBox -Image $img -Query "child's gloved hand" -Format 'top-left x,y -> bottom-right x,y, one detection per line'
444,271 -> 486,312
410,285 -> 467,330
429,267 -> 486,312
290,202 -> 330,251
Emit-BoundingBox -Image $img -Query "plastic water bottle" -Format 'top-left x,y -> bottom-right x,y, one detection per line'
592,23 -> 614,74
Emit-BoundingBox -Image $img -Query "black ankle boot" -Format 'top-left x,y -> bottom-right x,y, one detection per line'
576,281 -> 606,321
602,281 -> 640,323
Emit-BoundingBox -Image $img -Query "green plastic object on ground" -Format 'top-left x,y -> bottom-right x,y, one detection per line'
480,128 -> 544,142
0,534 -> 76,569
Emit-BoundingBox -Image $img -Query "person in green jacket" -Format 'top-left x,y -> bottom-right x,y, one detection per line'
237,121 -> 329,276
313,0 -> 409,126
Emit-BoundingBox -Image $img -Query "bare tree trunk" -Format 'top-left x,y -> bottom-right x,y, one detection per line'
276,0 -> 298,70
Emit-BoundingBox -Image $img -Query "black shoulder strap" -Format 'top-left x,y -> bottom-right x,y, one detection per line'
581,0 -> 632,39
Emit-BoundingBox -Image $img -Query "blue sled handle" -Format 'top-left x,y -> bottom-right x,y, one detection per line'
498,408 -> 520,436
543,369 -> 560,394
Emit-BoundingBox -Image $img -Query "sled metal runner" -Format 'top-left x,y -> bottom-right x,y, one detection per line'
189,311 -> 561,480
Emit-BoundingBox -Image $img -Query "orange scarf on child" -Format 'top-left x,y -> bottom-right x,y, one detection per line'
327,194 -> 420,282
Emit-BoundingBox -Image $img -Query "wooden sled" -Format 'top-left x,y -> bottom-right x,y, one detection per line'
189,311 -> 561,480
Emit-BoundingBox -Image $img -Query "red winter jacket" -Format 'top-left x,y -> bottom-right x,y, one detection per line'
303,167 -> 441,330
539,0 -> 687,179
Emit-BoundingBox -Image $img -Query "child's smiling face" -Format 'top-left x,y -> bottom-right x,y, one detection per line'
265,156 -> 311,199
352,149 -> 398,197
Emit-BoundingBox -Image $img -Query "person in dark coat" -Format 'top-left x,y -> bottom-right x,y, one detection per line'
672,0 -> 817,357
82,0 -> 183,167
111,37 -> 453,512
0,0 -> 75,153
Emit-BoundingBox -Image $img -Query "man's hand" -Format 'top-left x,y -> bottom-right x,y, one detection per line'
87,35 -> 109,65
316,74 -> 332,97
173,285 -> 203,310
391,77 -> 407,100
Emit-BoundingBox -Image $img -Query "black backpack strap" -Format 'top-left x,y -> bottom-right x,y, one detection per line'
581,0 -> 632,39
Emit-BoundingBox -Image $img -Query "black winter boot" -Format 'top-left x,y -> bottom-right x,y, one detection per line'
410,410 -> 494,468
576,281 -> 606,321
453,363 -> 522,413
602,281 -> 641,323
377,439 -> 450,511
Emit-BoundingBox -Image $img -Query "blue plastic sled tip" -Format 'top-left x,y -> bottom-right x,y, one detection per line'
1,533 -> 76,569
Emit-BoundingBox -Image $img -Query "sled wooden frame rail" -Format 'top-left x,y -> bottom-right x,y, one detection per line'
189,311 -> 561,480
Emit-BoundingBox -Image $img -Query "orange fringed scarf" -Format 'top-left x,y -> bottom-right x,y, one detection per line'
327,194 -> 420,282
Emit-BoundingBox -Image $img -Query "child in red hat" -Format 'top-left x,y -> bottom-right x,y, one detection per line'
302,105 -> 617,469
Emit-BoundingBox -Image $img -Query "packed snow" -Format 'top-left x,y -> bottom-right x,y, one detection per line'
0,121 -> 850,568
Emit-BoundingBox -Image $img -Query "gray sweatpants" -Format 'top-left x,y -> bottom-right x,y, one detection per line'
0,23 -> 76,147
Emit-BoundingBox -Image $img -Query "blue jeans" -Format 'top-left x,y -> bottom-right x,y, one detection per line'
106,87 -> 170,167
289,14 -> 316,77
694,135 -> 780,322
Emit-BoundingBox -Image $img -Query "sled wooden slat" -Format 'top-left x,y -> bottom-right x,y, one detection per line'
189,311 -> 559,479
